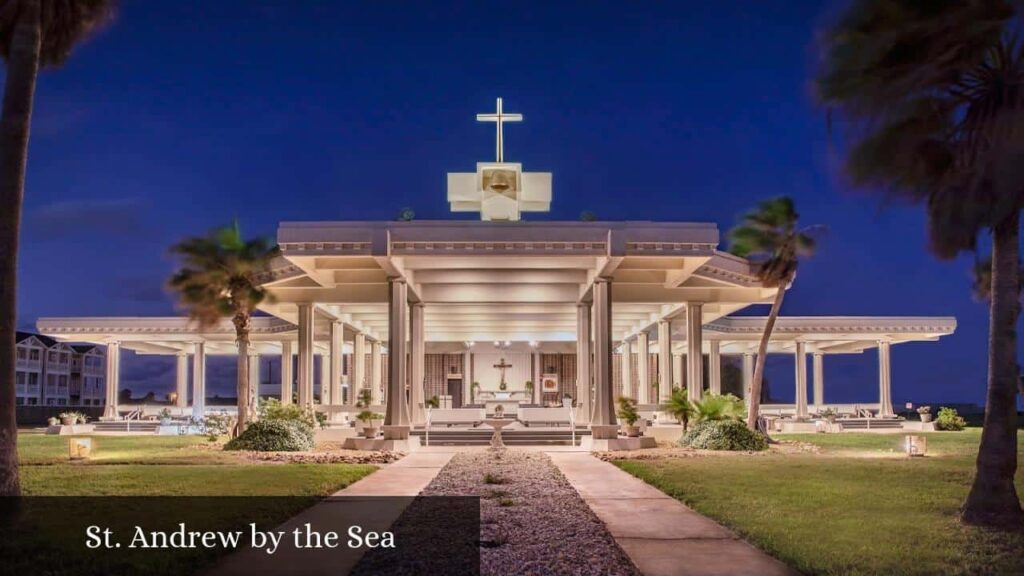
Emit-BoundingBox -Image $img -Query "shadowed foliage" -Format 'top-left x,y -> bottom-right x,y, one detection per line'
817,0 -> 1024,528
728,196 -> 818,431
168,222 -> 279,434
0,0 -> 115,497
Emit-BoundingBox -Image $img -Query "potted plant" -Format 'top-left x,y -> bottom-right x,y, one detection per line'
59,412 -> 76,426
356,388 -> 372,408
76,413 -> 89,424
47,416 -> 59,427
818,407 -> 838,423
426,395 -> 440,409
917,405 -> 932,423
617,397 -> 641,437
356,410 -> 384,438
525,380 -> 534,398
158,408 -> 173,426
470,381 -> 480,404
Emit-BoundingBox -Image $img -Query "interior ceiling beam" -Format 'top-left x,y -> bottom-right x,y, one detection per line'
419,283 -> 580,303
397,255 -> 599,270
413,269 -> 589,284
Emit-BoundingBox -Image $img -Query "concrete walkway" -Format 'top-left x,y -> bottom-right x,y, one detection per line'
210,450 -> 455,576
548,452 -> 798,576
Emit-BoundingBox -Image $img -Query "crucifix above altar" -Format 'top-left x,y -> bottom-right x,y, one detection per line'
447,97 -> 552,221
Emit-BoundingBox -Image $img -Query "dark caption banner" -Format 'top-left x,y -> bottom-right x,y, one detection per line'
0,496 -> 480,576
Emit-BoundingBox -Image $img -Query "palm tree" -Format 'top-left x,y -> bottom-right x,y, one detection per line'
663,387 -> 693,431
817,0 -> 1024,528
168,222 -> 279,434
728,197 -> 817,431
970,255 -> 1024,302
0,0 -> 114,497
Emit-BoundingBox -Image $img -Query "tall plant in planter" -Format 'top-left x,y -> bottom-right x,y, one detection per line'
728,197 -> 818,431
817,0 -> 1023,527
0,0 -> 115,498
168,222 -> 279,434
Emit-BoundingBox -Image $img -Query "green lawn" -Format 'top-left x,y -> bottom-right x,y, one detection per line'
8,433 -> 379,575
614,429 -> 1024,576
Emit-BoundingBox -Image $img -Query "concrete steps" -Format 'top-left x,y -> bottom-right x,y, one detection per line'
837,418 -> 903,430
92,420 -> 161,433
411,428 -> 589,446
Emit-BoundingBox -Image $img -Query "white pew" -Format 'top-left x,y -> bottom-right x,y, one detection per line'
429,408 -> 486,427
519,407 -> 572,427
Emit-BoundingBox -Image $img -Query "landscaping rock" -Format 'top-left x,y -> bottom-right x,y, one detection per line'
421,450 -> 641,576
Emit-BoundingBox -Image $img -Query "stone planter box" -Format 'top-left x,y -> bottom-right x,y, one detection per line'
46,424 -> 96,436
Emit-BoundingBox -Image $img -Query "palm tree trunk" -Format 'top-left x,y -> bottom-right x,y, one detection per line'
962,211 -> 1024,527
0,0 -> 42,498
234,314 -> 251,435
746,286 -> 786,430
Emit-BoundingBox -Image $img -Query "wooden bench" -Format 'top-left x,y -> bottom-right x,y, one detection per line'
429,408 -> 486,427
519,407 -> 572,427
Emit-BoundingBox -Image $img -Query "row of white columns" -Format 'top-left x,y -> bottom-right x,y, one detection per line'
616,326 -> 895,419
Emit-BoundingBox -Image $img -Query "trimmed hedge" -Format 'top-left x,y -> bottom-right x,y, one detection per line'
224,419 -> 315,452
680,419 -> 768,451
934,407 -> 967,431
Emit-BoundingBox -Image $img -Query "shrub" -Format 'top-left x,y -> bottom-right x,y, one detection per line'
680,419 -> 768,451
202,412 -> 234,441
693,393 -> 745,422
934,407 -> 966,431
224,419 -> 314,452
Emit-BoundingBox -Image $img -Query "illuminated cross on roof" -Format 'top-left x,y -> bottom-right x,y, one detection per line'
476,97 -> 522,163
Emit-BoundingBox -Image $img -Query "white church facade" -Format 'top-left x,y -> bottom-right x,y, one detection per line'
35,100 -> 955,444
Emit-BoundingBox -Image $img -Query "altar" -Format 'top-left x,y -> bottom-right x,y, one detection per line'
479,390 -> 530,416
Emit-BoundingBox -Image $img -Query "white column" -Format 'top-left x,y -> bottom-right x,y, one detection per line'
673,353 -> 684,391
620,339 -> 633,400
794,340 -> 808,419
384,278 -> 410,433
463,349 -> 473,406
175,352 -> 188,408
636,331 -> 650,404
296,303 -> 314,409
329,321 -> 343,405
878,341 -> 894,417
248,352 -> 260,419
532,351 -> 542,404
369,337 -> 381,405
191,341 -> 205,420
103,341 -> 120,419
657,319 -> 673,404
686,303 -> 704,403
410,303 -> 426,425
317,353 -> 329,405
592,278 -> 615,427
280,340 -> 293,404
742,352 -> 754,400
813,352 -> 825,408
576,302 -> 592,423
350,333 -> 365,405
708,340 -> 722,395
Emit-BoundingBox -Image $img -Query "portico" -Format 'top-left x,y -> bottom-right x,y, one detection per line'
33,99 -> 956,444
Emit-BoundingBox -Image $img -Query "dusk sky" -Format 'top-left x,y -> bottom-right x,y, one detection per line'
14,1 -> 1002,406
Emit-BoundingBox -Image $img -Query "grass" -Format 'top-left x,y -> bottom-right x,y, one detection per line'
9,432 -> 379,575
613,429 -> 1024,576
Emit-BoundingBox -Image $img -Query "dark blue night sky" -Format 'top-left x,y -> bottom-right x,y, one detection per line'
14,1 -> 1004,406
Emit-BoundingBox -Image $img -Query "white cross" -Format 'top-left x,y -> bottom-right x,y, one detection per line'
476,97 -> 522,163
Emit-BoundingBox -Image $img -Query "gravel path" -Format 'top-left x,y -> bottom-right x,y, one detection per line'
423,450 -> 641,576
